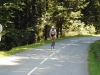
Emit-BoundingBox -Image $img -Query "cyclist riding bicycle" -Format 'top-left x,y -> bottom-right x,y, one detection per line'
49,26 -> 57,42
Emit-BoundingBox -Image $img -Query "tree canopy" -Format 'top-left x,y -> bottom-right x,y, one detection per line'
0,0 -> 99,50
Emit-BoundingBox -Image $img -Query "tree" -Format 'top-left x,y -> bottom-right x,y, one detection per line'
0,0 -> 98,50
81,0 -> 100,33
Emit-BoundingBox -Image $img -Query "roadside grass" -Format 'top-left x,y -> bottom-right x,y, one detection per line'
0,35 -> 92,58
88,40 -> 100,75
0,39 -> 51,58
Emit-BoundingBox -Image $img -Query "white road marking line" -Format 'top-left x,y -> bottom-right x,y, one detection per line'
50,52 -> 55,57
56,50 -> 59,53
56,49 -> 61,53
67,44 -> 70,46
62,46 -> 66,49
27,42 -> 76,75
27,67 -> 37,75
40,58 -> 48,64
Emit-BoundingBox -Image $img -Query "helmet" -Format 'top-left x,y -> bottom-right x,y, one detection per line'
52,26 -> 54,28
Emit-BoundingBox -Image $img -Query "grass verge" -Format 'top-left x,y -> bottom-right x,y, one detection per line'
0,35 -> 92,58
88,40 -> 100,75
0,36 -> 69,58
0,39 -> 50,58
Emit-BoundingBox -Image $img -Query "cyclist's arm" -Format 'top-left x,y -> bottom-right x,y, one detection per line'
55,30 -> 57,36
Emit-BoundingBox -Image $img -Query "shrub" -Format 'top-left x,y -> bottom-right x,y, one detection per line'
0,28 -> 35,51
63,20 -> 96,36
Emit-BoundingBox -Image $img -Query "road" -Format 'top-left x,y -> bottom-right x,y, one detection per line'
0,36 -> 100,75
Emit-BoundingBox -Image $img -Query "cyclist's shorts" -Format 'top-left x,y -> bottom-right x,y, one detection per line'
51,34 -> 55,37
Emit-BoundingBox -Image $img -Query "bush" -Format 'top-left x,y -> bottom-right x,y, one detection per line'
63,20 -> 96,36
0,29 -> 21,50
0,28 -> 35,51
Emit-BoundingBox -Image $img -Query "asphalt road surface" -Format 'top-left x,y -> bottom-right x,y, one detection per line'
0,36 -> 100,75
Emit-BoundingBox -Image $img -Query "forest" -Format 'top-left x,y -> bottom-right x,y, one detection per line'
0,0 -> 100,50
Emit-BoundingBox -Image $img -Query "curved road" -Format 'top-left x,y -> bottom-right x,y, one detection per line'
0,36 -> 100,75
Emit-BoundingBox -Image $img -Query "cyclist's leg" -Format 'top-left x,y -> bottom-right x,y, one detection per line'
50,35 -> 54,48
51,34 -> 55,42
51,36 -> 55,46
51,35 -> 54,42
53,35 -> 56,42
52,36 -> 55,42
50,35 -> 52,41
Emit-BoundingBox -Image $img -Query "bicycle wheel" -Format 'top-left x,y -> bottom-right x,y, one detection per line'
51,41 -> 55,49
51,36 -> 55,49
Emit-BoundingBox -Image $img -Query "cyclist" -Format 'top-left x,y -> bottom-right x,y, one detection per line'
49,26 -> 57,42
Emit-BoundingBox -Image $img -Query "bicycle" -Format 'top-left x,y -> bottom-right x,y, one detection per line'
51,36 -> 55,49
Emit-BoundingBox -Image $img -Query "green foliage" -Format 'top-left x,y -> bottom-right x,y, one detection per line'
0,28 -> 20,50
0,0 -> 99,50
0,0 -> 40,50
63,20 -> 96,36
81,0 -> 100,32
88,40 -> 100,75
86,25 -> 96,34
0,28 -> 35,50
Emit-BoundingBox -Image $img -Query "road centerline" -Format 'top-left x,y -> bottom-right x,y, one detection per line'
27,67 -> 37,75
40,58 -> 48,64
49,52 -> 55,57
62,46 -> 66,49
27,42 -> 74,75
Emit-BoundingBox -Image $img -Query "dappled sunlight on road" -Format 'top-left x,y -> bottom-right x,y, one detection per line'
0,57 -> 21,65
49,53 -> 87,64
0,48 -> 57,66
0,36 -> 100,75
32,53 -> 87,75
34,67 -> 51,75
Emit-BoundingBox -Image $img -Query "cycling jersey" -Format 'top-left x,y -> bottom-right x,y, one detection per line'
50,29 -> 56,36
